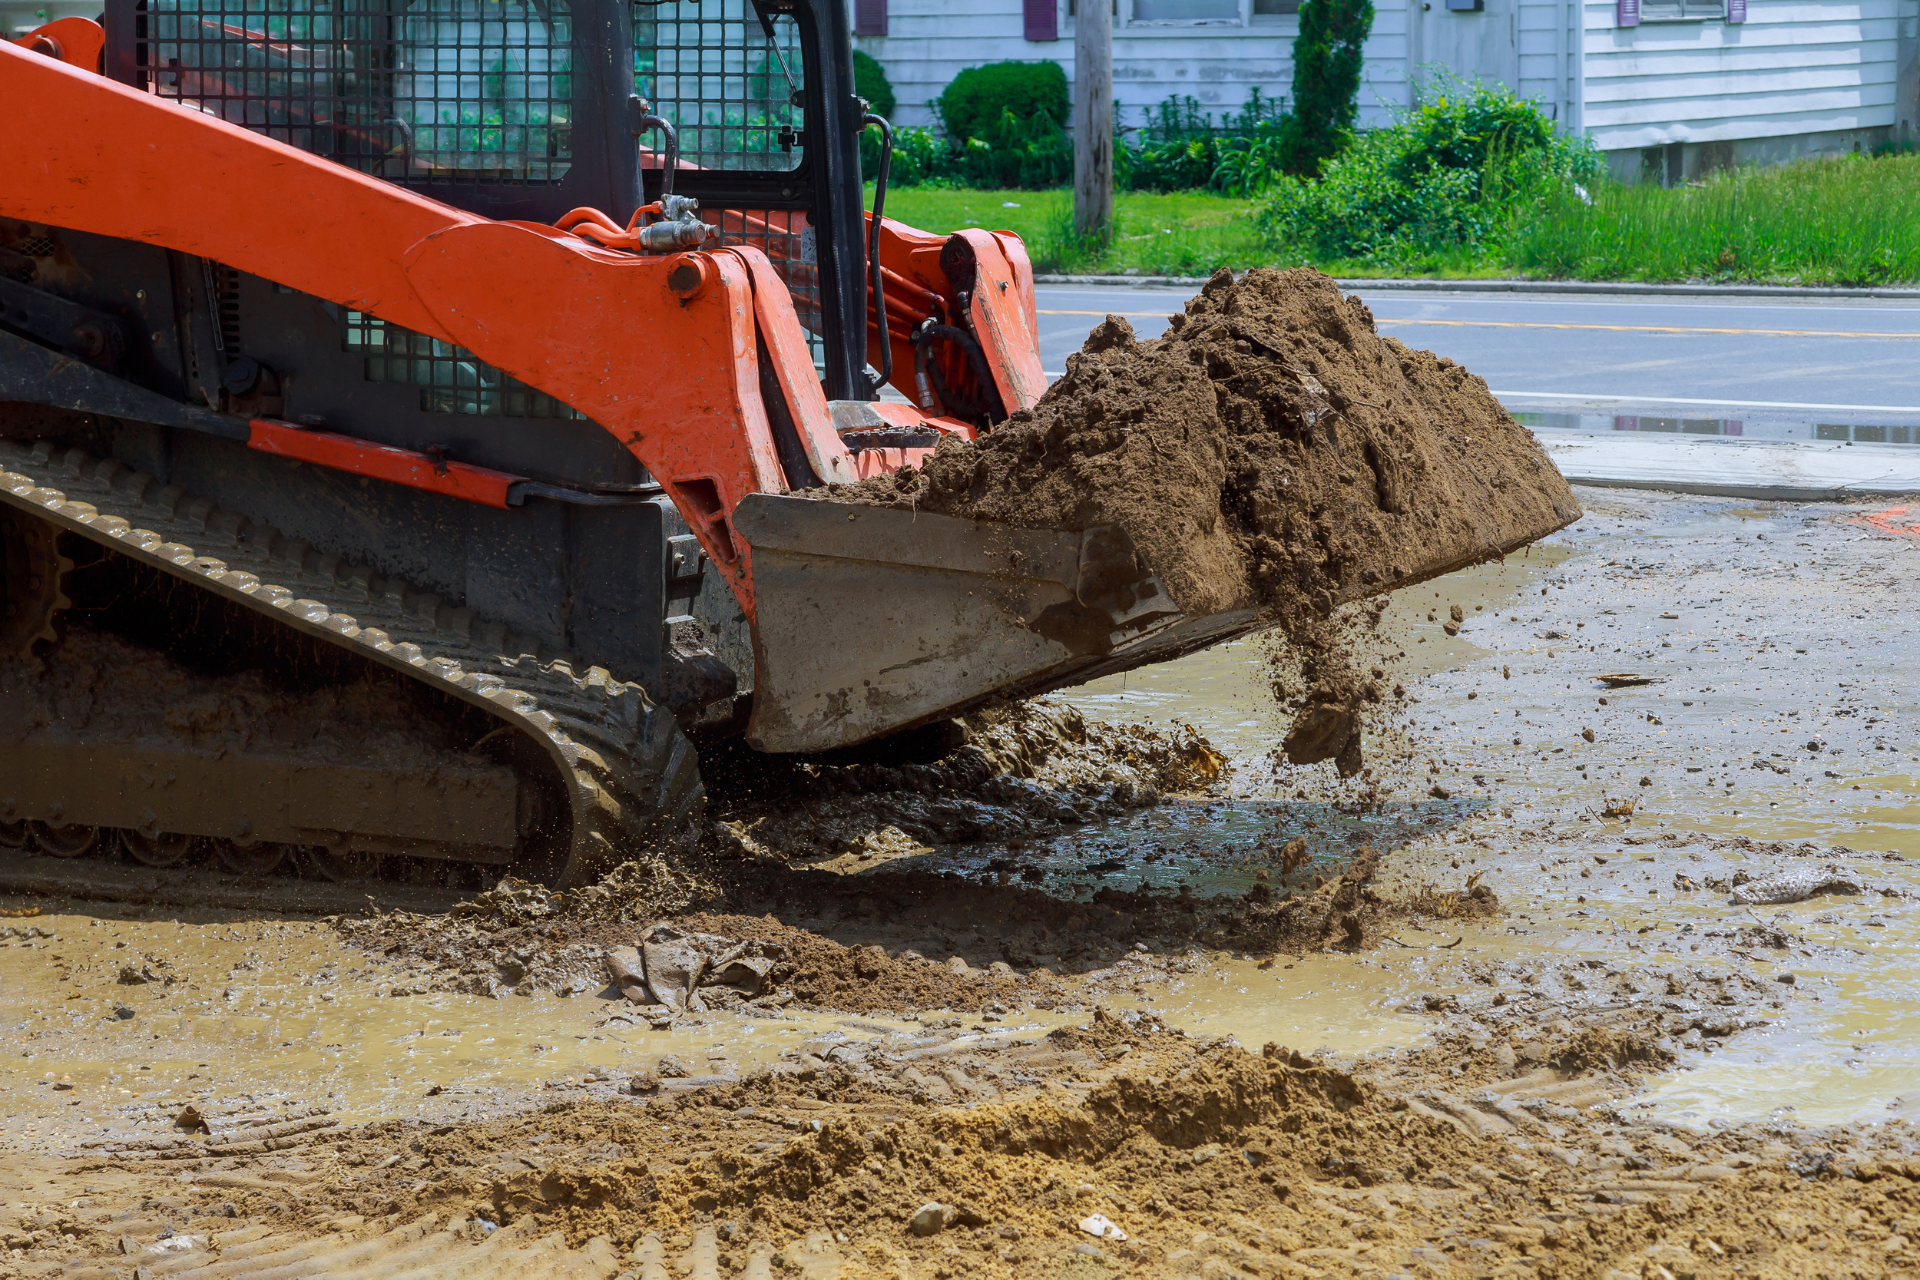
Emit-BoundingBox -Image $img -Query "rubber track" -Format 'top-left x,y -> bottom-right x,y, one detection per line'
0,437 -> 705,887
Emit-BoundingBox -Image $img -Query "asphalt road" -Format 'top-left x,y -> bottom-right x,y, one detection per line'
1032,284 -> 1920,445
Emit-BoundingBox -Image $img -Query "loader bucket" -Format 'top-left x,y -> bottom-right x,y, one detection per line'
735,494 -> 1240,753
736,490 -> 1573,754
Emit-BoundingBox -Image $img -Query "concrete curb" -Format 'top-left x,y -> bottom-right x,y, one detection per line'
1542,434 -> 1920,502
1034,274 -> 1920,301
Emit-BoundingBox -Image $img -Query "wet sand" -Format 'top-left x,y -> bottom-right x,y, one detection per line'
1,488 -> 1918,1277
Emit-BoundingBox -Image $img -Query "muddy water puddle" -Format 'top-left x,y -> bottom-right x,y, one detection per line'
925,491 -> 1920,1129
0,908 -> 1045,1137
892,795 -> 1479,899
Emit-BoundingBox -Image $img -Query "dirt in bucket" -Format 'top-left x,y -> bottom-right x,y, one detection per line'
832,267 -> 1582,776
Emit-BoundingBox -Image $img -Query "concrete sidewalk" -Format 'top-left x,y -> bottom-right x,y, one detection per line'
1540,432 -> 1920,501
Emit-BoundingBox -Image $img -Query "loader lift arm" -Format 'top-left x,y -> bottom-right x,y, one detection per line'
1,34 -> 862,626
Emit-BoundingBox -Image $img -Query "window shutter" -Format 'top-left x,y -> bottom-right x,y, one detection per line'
1025,0 -> 1059,41
1725,0 -> 1745,21
1616,0 -> 1639,24
854,0 -> 888,36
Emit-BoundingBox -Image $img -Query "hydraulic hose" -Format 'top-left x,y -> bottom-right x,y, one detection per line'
861,112 -> 895,396
630,95 -> 678,202
912,321 -> 1001,424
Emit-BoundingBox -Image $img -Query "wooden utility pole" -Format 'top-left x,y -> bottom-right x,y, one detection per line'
1072,0 -> 1113,242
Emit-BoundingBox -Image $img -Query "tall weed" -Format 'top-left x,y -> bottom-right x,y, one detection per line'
1507,154 -> 1920,284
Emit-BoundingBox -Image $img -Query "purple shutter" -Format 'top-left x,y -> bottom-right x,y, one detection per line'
1025,0 -> 1058,41
854,0 -> 888,36
1616,0 -> 1639,24
1726,0 -> 1745,21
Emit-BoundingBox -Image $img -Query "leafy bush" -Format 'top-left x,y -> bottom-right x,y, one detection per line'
936,61 -> 1071,150
853,50 -> 896,120
1394,79 -> 1555,176
880,125 -> 946,186
1256,81 -> 1598,267
880,115 -> 1070,190
855,52 -> 898,179
1121,91 -> 1288,193
872,62 -> 1072,190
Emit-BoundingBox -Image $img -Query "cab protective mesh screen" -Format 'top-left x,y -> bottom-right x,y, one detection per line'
138,0 -> 574,185
633,0 -> 822,368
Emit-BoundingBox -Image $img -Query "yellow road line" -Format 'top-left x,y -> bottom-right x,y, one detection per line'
1033,309 -> 1920,339
1379,318 -> 1920,339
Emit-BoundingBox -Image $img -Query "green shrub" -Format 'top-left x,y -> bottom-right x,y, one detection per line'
1286,0 -> 1374,175
879,116 -> 1070,190
936,61 -> 1070,148
881,125 -> 947,186
853,50 -> 897,120
1394,78 -> 1555,177
855,52 -> 899,179
1256,81 -> 1597,266
1121,91 -> 1289,194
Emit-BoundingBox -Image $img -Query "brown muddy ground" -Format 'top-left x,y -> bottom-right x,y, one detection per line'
1,488 -> 1918,1278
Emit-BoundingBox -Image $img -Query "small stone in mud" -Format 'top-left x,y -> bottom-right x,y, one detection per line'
656,1055 -> 690,1078
1449,605 -> 1464,623
909,1203 -> 949,1237
945,956 -> 970,974
628,1070 -> 662,1094
1777,973 -> 1797,985
1428,785 -> 1451,800
1582,728 -> 1596,742
1640,776 -> 1653,786
1078,1214 -> 1128,1242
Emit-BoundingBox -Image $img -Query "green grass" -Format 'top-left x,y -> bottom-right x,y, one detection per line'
876,152 -> 1920,284
876,187 -> 1264,276
1505,154 -> 1920,286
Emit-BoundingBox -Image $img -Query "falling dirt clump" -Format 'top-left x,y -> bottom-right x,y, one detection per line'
834,267 -> 1581,773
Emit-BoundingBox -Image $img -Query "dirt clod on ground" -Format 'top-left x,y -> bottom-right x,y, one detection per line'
704,697 -> 1225,864
834,267 -> 1581,774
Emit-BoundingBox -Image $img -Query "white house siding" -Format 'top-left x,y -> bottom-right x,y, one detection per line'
1581,0 -> 1920,178
853,0 -> 1412,133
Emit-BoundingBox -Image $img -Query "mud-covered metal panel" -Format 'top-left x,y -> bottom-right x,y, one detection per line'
734,494 -> 1194,753
0,745 -> 519,859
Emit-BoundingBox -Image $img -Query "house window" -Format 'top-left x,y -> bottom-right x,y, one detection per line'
1131,0 -> 1239,21
855,0 -> 888,36
1639,0 -> 1723,19
1251,0 -> 1299,18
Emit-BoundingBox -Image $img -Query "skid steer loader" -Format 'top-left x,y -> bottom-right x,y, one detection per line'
0,9 -> 1548,889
